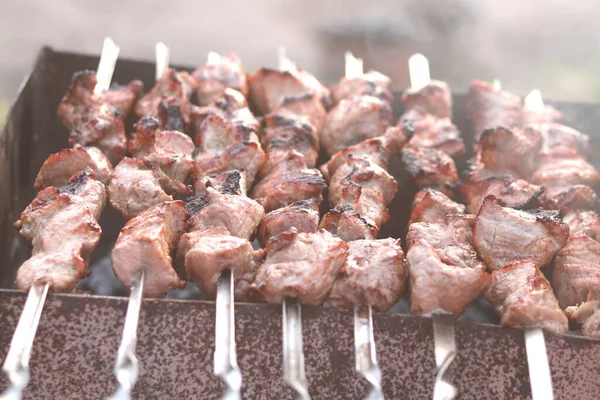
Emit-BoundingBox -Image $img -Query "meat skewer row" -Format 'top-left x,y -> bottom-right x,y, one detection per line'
248,51 -> 338,400
1,38 -> 118,399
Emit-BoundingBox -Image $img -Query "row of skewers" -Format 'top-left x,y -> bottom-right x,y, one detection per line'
1,37 -> 600,400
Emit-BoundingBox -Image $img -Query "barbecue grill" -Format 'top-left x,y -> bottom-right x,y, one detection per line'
1,47 -> 600,400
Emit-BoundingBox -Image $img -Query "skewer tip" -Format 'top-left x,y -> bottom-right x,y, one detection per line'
408,53 -> 431,92
94,36 -> 120,94
207,51 -> 221,65
344,51 -> 363,80
155,42 -> 170,80
525,89 -> 544,111
493,78 -> 502,92
278,46 -> 296,73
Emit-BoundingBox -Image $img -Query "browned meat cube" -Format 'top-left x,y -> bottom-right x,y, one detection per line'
15,169 -> 106,292
135,68 -> 194,128
328,239 -> 407,311
473,196 -> 569,271
250,152 -> 326,212
566,298 -> 600,339
321,95 -> 392,157
257,198 -> 320,246
251,229 -> 348,305
530,123 -> 589,157
271,93 -> 327,134
563,210 -> 600,240
248,68 -> 329,115
319,205 -> 378,242
330,71 -> 393,107
485,260 -> 568,333
523,105 -> 563,125
459,175 -> 544,214
406,214 -> 490,317
192,53 -> 248,106
177,226 -> 263,297
466,80 -> 522,140
531,146 -> 600,198
401,145 -> 458,195
191,88 -> 259,133
108,158 -> 172,220
409,189 -> 465,225
547,184 -> 598,212
477,126 -> 543,180
186,185 -> 264,240
112,201 -> 188,298
401,106 -> 464,157
401,80 -> 452,119
34,145 -> 112,190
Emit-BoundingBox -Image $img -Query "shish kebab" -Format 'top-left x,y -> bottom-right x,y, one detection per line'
0,37 -> 141,400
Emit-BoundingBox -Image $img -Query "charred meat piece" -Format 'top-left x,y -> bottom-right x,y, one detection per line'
330,70 -> 393,107
248,67 -> 330,115
459,175 -> 544,214
112,201 -> 188,298
260,113 -> 319,175
466,80 -> 522,140
531,146 -> 600,198
409,189 -> 465,225
401,106 -> 464,157
250,152 -> 326,212
477,126 -> 543,180
135,68 -> 194,128
485,260 -> 568,333
191,88 -> 259,132
108,158 -> 172,220
197,169 -> 249,196
194,113 -> 265,188
192,53 -> 248,106
186,185 -> 264,240
129,116 -> 194,188
530,123 -> 589,157
321,95 -> 392,157
15,169 -> 106,292
328,238 -> 407,311
473,196 -> 569,271
178,226 -> 263,297
401,145 -> 458,194
523,105 -> 563,125
562,210 -> 600,241
251,229 -> 348,305
401,80 -> 452,119
319,205 -> 378,242
548,184 -> 598,212
566,297 -> 600,339
34,145 -> 112,189
271,93 -> 327,133
406,214 -> 490,317
257,197 -> 320,246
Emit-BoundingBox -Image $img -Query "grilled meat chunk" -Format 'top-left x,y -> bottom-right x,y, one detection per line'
194,113 -> 265,189
178,226 -> 263,297
459,175 -> 544,214
321,95 -> 392,157
251,228 -> 348,305
191,88 -> 259,132
328,239 -> 407,311
531,146 -> 600,198
485,260 -> 568,333
547,184 -> 598,212
257,198 -> 320,246
406,214 -> 489,316
192,53 -> 248,106
401,80 -> 452,119
466,80 -> 522,140
409,189 -> 465,225
523,104 -> 563,125
34,145 -> 112,190
563,210 -> 600,240
566,298 -> 600,339
271,93 -> 327,134
108,158 -> 172,220
473,196 -> 569,271
401,145 -> 458,194
248,67 -> 330,115
530,123 -> 589,157
186,185 -> 264,240
401,106 -> 464,157
112,201 -> 187,298
319,205 -> 378,242
330,70 -> 393,107
15,169 -> 106,292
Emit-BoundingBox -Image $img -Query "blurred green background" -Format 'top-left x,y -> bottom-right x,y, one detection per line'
2,0 -> 600,125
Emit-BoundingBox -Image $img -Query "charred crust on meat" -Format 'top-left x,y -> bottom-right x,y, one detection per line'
221,170 -> 243,195
526,209 -> 562,222
158,102 -> 186,132
134,116 -> 160,133
59,167 -> 96,195
184,195 -> 209,216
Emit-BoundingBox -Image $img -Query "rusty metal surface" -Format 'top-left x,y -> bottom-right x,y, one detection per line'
1,48 -> 600,399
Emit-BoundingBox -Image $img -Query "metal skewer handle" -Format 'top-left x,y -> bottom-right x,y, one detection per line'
525,328 -> 554,400
282,298 -> 310,400
354,305 -> 384,400
432,314 -> 458,400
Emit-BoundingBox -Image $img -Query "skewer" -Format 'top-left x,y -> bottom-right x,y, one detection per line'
277,47 -> 311,400
109,41 -> 170,400
408,53 -> 458,400
344,51 -> 384,400
1,37 -> 120,400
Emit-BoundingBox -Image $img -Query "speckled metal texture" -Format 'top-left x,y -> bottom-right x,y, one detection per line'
1,48 -> 600,399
